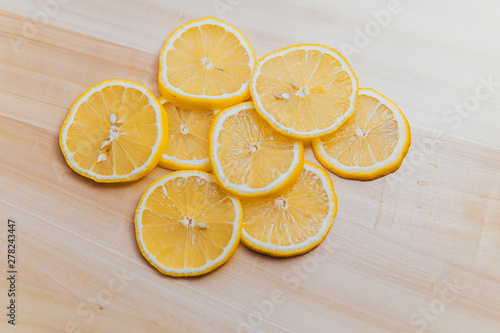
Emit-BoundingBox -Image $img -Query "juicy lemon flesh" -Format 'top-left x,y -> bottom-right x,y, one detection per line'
242,167 -> 329,246
255,49 -> 353,132
141,175 -> 236,270
166,24 -> 251,96
66,86 -> 158,176
217,108 -> 297,189
320,95 -> 399,167
163,102 -> 214,161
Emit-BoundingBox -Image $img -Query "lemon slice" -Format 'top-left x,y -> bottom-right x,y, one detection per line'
250,44 -> 358,139
312,88 -> 411,180
59,79 -> 168,182
135,170 -> 242,277
241,161 -> 337,257
209,102 -> 304,198
158,17 -> 256,110
158,97 -> 215,171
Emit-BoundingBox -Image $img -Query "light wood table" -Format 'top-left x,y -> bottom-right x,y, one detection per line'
1,0 -> 500,332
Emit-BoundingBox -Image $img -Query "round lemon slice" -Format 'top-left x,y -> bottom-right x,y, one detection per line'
209,102 -> 304,198
241,161 -> 337,257
250,44 -> 359,139
158,17 -> 256,110
135,170 -> 242,277
158,97 -> 215,171
59,79 -> 168,182
312,88 -> 411,180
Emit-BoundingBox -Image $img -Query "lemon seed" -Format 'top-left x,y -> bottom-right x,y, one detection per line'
97,153 -> 108,162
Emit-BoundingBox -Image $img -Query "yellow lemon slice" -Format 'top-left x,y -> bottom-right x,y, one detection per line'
312,88 -> 411,180
209,102 -> 304,198
59,79 -> 168,182
158,17 -> 256,110
250,44 -> 358,139
135,170 -> 242,277
241,161 -> 337,257
158,97 -> 215,171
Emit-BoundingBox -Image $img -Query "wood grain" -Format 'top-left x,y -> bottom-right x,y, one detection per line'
1,0 -> 500,332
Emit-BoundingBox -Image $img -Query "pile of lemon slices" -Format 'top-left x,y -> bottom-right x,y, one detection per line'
59,17 -> 411,277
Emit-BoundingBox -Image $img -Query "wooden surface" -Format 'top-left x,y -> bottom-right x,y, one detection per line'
1,0 -> 500,332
